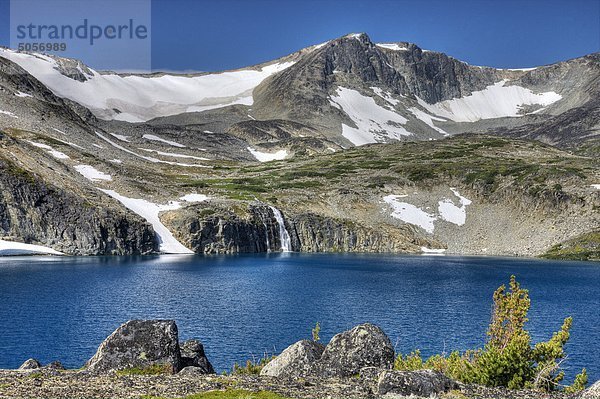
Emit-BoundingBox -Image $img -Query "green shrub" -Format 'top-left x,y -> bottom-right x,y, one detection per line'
394,276 -> 585,392
231,354 -> 275,375
312,322 -> 321,342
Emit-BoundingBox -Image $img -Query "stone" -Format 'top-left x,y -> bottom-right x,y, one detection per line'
85,320 -> 181,374
314,323 -> 394,378
375,369 -> 458,396
18,359 -> 41,370
45,361 -> 65,370
177,366 -> 208,376
583,380 -> 600,399
179,339 -> 214,374
260,340 -> 325,378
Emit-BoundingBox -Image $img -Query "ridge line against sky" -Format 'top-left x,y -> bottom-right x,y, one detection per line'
0,0 -> 598,72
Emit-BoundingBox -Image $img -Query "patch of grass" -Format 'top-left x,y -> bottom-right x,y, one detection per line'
231,355 -> 275,376
541,232 -> 600,261
116,363 -> 172,376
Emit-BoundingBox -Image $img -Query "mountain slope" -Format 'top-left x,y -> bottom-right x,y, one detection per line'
0,34 -> 598,257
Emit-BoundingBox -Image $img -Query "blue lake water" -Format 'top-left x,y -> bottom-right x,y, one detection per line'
0,254 -> 598,383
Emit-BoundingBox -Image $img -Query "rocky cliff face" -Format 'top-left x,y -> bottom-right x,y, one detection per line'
0,155 -> 156,255
160,201 -> 438,254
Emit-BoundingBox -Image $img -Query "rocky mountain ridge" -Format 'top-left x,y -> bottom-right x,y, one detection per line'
0,34 -> 598,257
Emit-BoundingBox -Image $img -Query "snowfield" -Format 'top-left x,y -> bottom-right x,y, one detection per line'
142,134 -> 186,148
99,189 -> 209,254
0,110 -> 18,118
418,80 -> 562,122
408,107 -> 448,135
383,195 -> 437,233
95,132 -> 208,168
248,147 -> 288,162
376,43 -> 409,51
0,48 -> 294,122
330,87 -> 412,145
384,188 -> 473,233
74,165 -> 112,182
0,239 -> 63,256
28,141 -> 70,160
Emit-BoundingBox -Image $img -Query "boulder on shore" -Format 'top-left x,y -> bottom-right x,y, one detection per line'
260,340 -> 325,378
179,339 -> 215,374
313,323 -> 394,378
583,380 -> 600,399
375,369 -> 458,396
18,359 -> 41,370
85,320 -> 181,374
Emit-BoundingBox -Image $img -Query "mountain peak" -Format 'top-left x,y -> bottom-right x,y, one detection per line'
340,32 -> 372,44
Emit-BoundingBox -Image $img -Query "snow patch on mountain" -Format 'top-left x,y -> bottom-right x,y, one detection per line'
28,141 -> 70,159
0,48 -> 294,122
330,87 -> 411,145
383,195 -> 436,233
248,147 -> 288,162
139,148 -> 209,161
376,43 -> 408,51
109,133 -> 131,142
418,80 -> 562,122
437,188 -> 472,225
407,107 -> 448,135
384,188 -> 473,233
74,165 -> 112,182
0,110 -> 18,118
142,134 -> 186,148
15,91 -> 32,98
98,189 -> 208,254
371,87 -> 400,106
96,132 -> 208,167
0,239 -> 63,256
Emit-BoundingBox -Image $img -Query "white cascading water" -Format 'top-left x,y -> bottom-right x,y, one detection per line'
269,206 -> 292,252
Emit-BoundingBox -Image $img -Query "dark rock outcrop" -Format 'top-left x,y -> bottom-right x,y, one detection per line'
179,339 -> 215,374
0,156 -> 157,255
85,320 -> 181,374
260,340 -> 325,378
314,323 -> 394,378
162,202 -> 426,254
18,358 -> 41,370
374,369 -> 458,396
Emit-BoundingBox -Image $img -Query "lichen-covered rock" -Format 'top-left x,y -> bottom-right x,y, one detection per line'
375,369 -> 458,396
85,320 -> 181,374
583,380 -> 600,399
314,323 -> 394,378
18,358 -> 41,370
179,339 -> 214,374
45,361 -> 65,370
260,340 -> 325,378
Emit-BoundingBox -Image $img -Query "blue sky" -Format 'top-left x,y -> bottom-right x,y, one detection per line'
0,0 -> 598,72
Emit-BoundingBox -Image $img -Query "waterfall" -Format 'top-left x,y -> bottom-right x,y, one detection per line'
269,206 -> 292,252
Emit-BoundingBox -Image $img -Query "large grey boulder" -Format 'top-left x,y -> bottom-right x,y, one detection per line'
375,369 -> 458,396
260,340 -> 325,378
18,358 -> 41,370
583,380 -> 600,399
314,323 -> 394,378
179,339 -> 215,374
85,320 -> 181,374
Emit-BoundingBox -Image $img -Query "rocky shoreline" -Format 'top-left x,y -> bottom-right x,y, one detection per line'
0,320 -> 597,399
